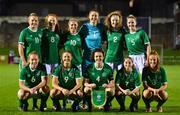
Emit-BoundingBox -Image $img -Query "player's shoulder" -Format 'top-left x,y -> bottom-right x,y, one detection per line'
80,22 -> 88,28
87,63 -> 94,70
159,66 -> 165,72
20,27 -> 29,33
137,28 -> 146,33
104,63 -> 112,69
55,64 -> 62,70
20,64 -> 30,73
37,27 -> 44,33
37,63 -> 46,70
71,64 -> 79,70
117,67 -> 124,74
132,68 -> 139,73
143,66 -> 149,71
42,28 -> 49,32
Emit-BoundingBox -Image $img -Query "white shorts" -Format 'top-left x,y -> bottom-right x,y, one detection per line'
129,54 -> 145,74
45,63 -> 59,74
76,64 -> 82,76
106,62 -> 123,71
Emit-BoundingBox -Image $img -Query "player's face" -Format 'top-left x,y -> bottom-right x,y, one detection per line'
110,15 -> 120,28
89,11 -> 99,26
94,52 -> 104,64
48,16 -> 57,28
29,54 -> 39,69
62,52 -> 72,67
124,58 -> 133,72
149,55 -> 158,69
28,16 -> 39,29
69,21 -> 78,34
127,18 -> 136,31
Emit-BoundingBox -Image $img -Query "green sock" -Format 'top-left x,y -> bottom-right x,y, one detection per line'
51,97 -> 60,106
105,96 -> 114,106
116,95 -> 125,108
130,95 -> 140,106
41,92 -> 50,105
142,95 -> 152,108
19,99 -> 28,107
157,98 -> 167,107
33,98 -> 38,107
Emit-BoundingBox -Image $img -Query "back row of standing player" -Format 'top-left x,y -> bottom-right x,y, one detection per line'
18,9 -> 150,75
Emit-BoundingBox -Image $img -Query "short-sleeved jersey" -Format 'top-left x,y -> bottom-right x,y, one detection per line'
125,29 -> 150,55
19,64 -> 47,88
79,22 -> 106,60
64,32 -> 82,66
115,68 -> 140,90
84,63 -> 114,88
142,66 -> 168,89
42,29 -> 60,64
105,29 -> 125,63
18,27 -> 43,62
52,64 -> 81,90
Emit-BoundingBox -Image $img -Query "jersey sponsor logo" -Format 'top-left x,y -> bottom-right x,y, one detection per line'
28,74 -> 31,78
77,38 -> 80,41
102,73 -> 107,78
55,34 -> 59,38
92,72 -> 95,76
38,34 -> 42,38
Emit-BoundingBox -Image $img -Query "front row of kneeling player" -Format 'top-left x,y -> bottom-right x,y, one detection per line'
17,49 -> 168,112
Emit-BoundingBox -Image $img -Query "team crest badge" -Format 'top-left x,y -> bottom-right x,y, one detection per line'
91,87 -> 107,107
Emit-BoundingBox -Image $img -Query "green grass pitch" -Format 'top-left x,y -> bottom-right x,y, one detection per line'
0,64 -> 180,115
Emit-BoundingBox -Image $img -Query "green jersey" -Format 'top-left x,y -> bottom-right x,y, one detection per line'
18,27 -> 43,62
52,64 -> 81,90
116,68 -> 140,90
19,64 -> 47,88
105,29 -> 125,63
125,29 -> 150,55
142,66 -> 168,89
84,63 -> 114,88
42,29 -> 60,64
64,32 -> 82,65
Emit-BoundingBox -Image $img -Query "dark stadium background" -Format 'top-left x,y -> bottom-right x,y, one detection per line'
0,0 -> 180,64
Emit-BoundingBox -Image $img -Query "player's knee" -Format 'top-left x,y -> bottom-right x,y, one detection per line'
41,85 -> 50,93
159,90 -> 168,100
50,88 -> 57,98
106,88 -> 114,96
143,89 -> 152,98
115,90 -> 123,96
84,87 -> 91,95
134,89 -> 141,96
17,89 -> 25,99
77,90 -> 83,97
